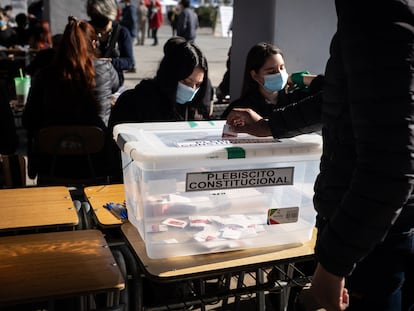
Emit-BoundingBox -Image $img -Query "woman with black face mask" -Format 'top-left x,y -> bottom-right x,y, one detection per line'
86,0 -> 134,86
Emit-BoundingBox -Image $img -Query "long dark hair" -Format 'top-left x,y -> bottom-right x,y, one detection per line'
55,16 -> 99,90
156,41 -> 209,117
241,42 -> 283,97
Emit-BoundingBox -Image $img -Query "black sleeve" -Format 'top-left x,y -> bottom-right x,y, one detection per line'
269,91 -> 322,138
109,89 -> 138,130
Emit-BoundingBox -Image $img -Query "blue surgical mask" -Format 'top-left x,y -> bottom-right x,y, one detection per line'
0,20 -> 5,28
263,71 -> 288,92
176,82 -> 199,104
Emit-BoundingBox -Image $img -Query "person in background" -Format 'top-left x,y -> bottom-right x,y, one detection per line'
109,39 -> 210,129
0,79 -> 18,155
163,36 -> 214,117
146,0 -> 154,39
13,13 -> 30,47
119,0 -> 137,72
215,46 -> 231,103
28,19 -> 52,50
167,6 -> 178,36
27,0 -> 43,22
0,9 -> 17,48
226,1 -> 414,310
176,0 -> 199,43
136,0 -> 148,45
87,0 -> 134,86
22,16 -> 120,182
3,5 -> 16,28
119,0 -> 137,59
25,33 -> 62,77
221,42 -> 323,137
149,0 -> 163,46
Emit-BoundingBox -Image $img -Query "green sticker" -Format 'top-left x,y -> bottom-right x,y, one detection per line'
188,121 -> 198,128
225,147 -> 245,159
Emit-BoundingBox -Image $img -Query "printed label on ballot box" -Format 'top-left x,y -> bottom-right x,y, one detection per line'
186,167 -> 294,192
267,207 -> 299,224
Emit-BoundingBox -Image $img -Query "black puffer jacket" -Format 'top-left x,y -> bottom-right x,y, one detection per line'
313,0 -> 414,277
94,59 -> 120,126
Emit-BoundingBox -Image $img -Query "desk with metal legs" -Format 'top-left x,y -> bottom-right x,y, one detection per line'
122,221 -> 316,310
0,229 -> 125,309
84,184 -> 124,227
86,184 -> 316,310
0,186 -> 78,232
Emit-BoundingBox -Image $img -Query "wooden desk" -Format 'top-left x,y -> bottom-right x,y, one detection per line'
87,184 -> 316,309
0,186 -> 78,232
123,222 -> 316,310
122,221 -> 316,281
84,184 -> 124,227
0,229 -> 125,307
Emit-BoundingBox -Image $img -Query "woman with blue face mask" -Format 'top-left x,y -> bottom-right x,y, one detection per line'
109,39 -> 210,130
221,42 -> 324,137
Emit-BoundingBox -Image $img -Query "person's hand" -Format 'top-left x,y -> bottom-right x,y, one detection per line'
310,263 -> 349,311
226,108 -> 272,137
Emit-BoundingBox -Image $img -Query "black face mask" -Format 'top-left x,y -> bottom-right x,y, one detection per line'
90,15 -> 110,29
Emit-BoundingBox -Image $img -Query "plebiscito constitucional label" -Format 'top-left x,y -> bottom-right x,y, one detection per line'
186,167 -> 294,192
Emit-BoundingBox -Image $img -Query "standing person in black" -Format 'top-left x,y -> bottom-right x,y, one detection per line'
87,0 -> 134,86
13,13 -> 30,47
146,0 -> 154,39
120,0 -> 137,42
176,0 -> 199,43
226,1 -> 414,310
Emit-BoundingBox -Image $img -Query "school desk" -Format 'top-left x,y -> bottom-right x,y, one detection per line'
0,186 -> 78,232
85,183 -> 316,310
0,229 -> 125,308
84,184 -> 124,227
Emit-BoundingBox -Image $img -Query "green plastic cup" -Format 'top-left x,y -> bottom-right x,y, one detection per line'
14,77 -> 31,109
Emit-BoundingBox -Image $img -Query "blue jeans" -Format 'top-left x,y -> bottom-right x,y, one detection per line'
345,229 -> 414,311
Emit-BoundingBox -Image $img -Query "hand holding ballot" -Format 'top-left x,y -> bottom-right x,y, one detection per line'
226,108 -> 272,137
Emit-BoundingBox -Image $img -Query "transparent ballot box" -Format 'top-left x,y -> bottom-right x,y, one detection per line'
113,121 -> 322,259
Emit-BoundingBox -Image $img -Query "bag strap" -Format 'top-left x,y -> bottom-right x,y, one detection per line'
103,23 -> 121,58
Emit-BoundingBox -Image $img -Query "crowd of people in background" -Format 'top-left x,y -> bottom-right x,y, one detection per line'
0,0 -> 206,186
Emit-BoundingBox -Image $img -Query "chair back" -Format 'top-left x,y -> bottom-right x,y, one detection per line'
0,155 -> 26,188
35,125 -> 109,186
37,126 -> 105,155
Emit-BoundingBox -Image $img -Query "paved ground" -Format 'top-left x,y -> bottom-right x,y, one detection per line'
123,24 -> 232,92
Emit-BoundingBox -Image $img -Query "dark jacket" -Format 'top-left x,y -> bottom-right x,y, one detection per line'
0,80 -> 18,154
109,78 -> 209,130
222,75 -> 324,138
176,8 -> 198,43
312,1 -> 414,277
22,60 -> 119,179
98,22 -> 134,86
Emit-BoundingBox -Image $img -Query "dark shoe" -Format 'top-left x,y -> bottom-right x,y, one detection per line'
126,67 -> 136,73
152,42 -> 158,46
